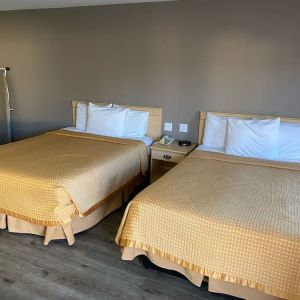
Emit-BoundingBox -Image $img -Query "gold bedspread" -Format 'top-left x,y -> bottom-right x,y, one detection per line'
0,130 -> 148,226
116,151 -> 300,300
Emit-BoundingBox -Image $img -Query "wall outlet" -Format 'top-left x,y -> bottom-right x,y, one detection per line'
179,123 -> 188,133
164,122 -> 173,132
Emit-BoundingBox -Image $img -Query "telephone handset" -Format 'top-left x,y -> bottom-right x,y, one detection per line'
159,136 -> 174,145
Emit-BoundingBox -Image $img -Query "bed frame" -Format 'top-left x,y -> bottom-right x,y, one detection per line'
198,111 -> 300,144
72,101 -> 163,141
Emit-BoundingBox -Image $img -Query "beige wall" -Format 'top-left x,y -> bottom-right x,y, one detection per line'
0,0 -> 300,142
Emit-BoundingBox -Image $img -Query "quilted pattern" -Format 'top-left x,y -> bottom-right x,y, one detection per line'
0,130 -> 147,225
116,151 -> 300,300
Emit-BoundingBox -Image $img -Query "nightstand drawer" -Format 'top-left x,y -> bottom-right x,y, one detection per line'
151,150 -> 185,163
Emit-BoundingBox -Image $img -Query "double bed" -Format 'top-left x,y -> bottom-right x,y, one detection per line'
0,101 -> 162,245
116,112 -> 300,300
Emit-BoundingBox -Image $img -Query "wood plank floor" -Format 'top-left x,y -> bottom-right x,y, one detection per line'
0,207 -> 239,300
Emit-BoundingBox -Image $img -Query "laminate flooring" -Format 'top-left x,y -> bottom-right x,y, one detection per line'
0,207 -> 238,300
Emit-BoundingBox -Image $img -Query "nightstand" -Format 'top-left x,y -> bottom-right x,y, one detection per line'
150,141 -> 197,183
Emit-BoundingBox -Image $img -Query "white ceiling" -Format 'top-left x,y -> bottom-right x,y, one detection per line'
0,0 -> 174,11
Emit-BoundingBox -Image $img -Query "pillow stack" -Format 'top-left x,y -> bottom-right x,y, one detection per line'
75,102 -> 149,138
202,112 -> 300,162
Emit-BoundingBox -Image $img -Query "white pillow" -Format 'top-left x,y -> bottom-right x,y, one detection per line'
75,103 -> 88,131
279,122 -> 300,161
225,118 -> 280,160
86,104 -> 128,137
203,113 -> 228,149
124,110 -> 149,137
113,105 -> 149,138
75,103 -> 112,131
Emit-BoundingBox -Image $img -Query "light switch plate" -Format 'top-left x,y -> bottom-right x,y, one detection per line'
164,122 -> 173,132
179,123 -> 188,133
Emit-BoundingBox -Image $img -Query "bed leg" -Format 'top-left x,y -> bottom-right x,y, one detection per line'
44,226 -> 56,245
0,213 -> 7,229
62,223 -> 75,246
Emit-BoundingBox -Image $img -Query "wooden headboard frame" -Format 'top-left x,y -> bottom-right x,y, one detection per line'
198,111 -> 300,145
72,100 -> 163,141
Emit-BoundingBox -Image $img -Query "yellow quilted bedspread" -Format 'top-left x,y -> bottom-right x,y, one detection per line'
116,150 -> 300,300
0,130 -> 148,226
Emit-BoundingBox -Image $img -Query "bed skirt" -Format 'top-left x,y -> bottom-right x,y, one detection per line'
0,176 -> 143,246
121,247 -> 284,300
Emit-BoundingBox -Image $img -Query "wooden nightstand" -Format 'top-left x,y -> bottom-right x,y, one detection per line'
150,141 -> 197,183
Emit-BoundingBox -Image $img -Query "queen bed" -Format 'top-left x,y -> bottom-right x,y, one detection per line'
116,112 -> 300,300
0,101 -> 162,245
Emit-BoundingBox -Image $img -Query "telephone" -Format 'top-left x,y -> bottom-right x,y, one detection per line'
159,136 -> 174,145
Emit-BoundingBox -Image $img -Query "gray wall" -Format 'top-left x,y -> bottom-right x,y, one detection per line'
0,0 -> 300,142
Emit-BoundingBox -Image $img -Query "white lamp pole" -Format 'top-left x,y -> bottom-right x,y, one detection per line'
0,67 -> 12,142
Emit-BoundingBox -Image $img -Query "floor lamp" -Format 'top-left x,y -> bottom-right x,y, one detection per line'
0,67 -> 12,143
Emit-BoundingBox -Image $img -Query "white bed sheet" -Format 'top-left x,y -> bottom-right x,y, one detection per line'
195,144 -> 300,164
62,127 -> 153,152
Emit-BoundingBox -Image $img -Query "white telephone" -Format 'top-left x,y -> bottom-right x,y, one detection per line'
159,136 -> 174,145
